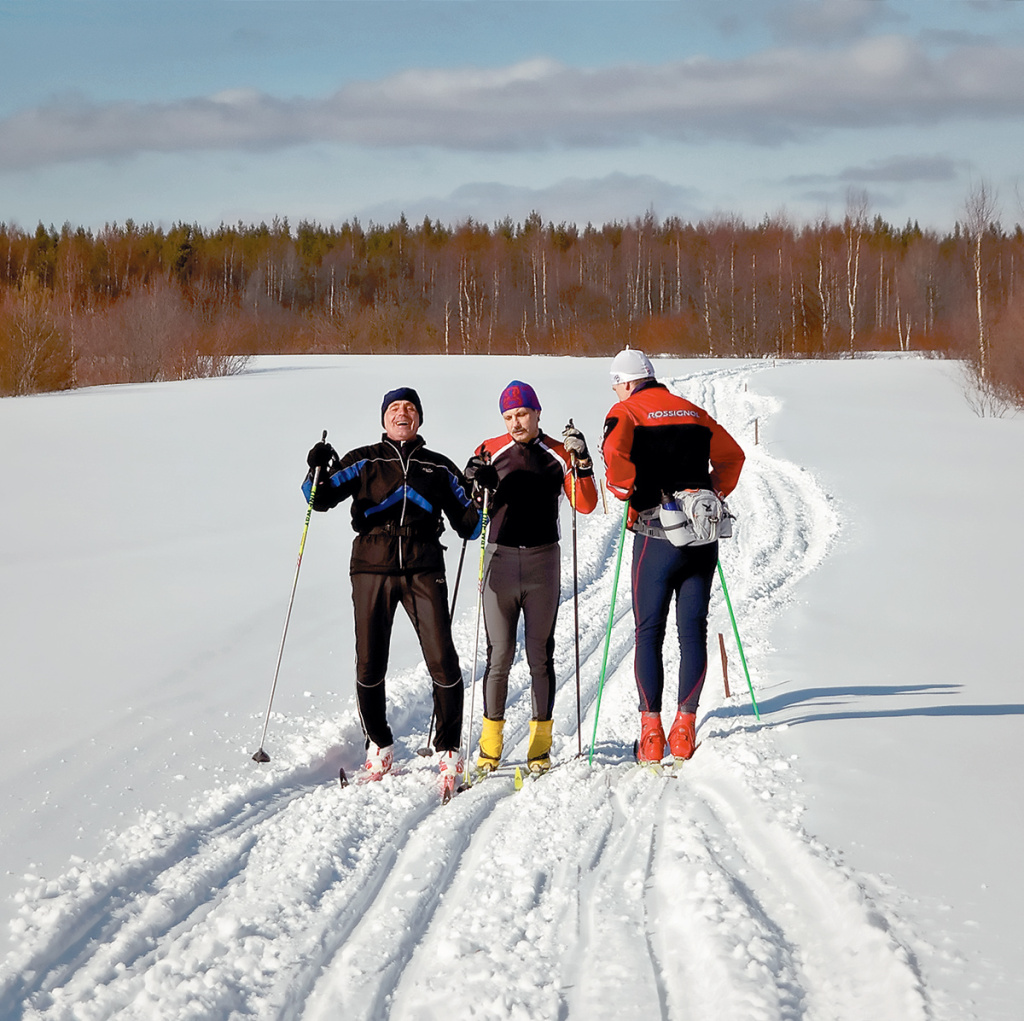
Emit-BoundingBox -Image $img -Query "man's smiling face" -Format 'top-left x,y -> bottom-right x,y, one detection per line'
384,400 -> 421,442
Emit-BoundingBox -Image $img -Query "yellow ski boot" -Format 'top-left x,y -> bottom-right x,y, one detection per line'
527,719 -> 553,774
477,716 -> 505,773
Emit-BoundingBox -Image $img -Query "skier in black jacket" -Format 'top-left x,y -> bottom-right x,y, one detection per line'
464,380 -> 598,774
304,387 -> 481,793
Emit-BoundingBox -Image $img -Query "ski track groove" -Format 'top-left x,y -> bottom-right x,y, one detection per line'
682,757 -> 928,1020
6,773 -> 452,1020
299,776 -> 514,1021
0,782 -> 313,1015
569,771 -> 667,1021
649,781 -> 809,1021
1,366 -> 934,1021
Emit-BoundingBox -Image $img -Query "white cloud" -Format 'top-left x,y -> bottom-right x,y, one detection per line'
2,38 -> 1023,169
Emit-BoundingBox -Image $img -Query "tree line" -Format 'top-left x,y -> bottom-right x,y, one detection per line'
2,197 -> 1022,406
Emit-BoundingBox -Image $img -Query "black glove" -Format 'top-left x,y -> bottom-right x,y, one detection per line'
307,440 -> 338,472
465,454 -> 499,492
465,455 -> 499,507
562,420 -> 592,469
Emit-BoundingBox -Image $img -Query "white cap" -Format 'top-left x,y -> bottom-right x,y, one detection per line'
610,347 -> 655,385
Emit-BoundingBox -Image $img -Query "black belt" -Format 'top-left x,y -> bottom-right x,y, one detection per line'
365,522 -> 439,540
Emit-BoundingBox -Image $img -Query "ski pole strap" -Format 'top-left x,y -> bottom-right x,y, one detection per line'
717,561 -> 760,722
588,498 -> 630,764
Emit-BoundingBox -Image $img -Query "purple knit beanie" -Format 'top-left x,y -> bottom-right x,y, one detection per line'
498,380 -> 541,414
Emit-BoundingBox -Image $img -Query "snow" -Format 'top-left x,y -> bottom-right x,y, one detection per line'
1,354 -> 1021,1020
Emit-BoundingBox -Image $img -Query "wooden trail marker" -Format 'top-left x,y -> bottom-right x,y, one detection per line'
719,632 -> 731,698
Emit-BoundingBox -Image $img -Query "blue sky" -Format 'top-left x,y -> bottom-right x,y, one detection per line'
2,0 -> 1023,234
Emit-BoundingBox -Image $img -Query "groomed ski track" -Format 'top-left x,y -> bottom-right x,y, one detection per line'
1,368 -> 936,1021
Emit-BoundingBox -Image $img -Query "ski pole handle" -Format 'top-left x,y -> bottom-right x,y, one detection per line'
296,430 -> 328,539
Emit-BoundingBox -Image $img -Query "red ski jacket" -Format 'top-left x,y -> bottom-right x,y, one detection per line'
471,431 -> 598,548
602,380 -> 744,525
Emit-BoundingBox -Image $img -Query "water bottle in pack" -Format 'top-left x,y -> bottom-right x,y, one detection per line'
658,489 -> 734,547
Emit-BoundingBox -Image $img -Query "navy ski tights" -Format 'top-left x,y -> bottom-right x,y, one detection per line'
630,533 -> 718,714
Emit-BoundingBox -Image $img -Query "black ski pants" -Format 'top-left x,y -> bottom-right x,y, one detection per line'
351,570 -> 464,752
481,542 -> 561,722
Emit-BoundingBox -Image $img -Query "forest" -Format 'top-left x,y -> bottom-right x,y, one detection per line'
2,198 -> 1023,408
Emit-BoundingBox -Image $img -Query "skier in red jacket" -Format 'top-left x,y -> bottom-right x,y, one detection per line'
465,380 -> 598,773
602,350 -> 745,762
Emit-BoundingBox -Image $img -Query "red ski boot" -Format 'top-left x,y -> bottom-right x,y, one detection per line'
668,711 -> 697,761
637,712 -> 666,763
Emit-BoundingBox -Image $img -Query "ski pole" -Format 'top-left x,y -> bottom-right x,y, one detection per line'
716,560 -> 760,722
588,498 -> 630,764
419,537 -> 469,756
252,430 -> 328,763
462,493 -> 490,784
450,537 -> 469,616
571,459 -> 582,756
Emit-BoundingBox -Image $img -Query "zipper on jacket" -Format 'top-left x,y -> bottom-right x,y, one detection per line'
387,439 -> 409,571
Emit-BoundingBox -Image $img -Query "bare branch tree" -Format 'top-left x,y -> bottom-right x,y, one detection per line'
845,188 -> 869,354
963,179 -> 999,380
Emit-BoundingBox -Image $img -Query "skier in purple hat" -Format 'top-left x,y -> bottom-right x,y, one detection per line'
464,380 -> 598,774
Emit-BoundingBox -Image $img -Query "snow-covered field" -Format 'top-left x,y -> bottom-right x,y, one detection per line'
0,354 -> 1021,1020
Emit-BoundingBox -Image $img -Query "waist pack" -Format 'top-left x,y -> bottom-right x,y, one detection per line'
658,489 -> 733,547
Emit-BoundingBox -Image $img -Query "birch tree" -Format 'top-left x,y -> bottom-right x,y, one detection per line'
963,180 -> 999,380
844,188 -> 869,354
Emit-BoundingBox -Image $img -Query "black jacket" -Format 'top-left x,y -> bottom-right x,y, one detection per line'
470,431 -> 598,548
303,434 -> 481,575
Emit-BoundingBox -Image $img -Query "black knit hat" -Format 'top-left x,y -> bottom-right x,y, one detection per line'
381,387 -> 424,424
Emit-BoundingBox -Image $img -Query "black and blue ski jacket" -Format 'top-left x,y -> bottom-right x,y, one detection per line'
303,434 -> 481,575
